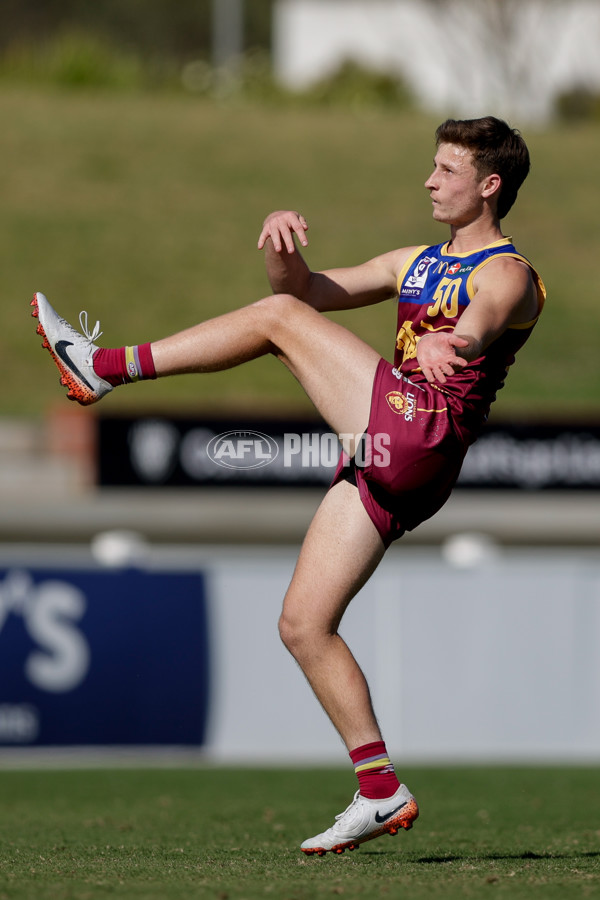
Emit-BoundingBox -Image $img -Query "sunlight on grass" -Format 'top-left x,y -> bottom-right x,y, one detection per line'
0,767 -> 598,899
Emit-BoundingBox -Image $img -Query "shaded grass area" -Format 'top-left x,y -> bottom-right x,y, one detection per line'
3,86 -> 600,418
0,766 -> 599,899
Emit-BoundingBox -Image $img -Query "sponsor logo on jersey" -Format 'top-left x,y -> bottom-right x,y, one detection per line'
436,261 -> 474,276
401,255 -> 438,299
385,390 -> 416,421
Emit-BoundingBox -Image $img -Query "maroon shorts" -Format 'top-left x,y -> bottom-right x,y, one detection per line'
331,358 -> 466,547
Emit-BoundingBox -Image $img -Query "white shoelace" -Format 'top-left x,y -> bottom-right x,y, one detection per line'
335,791 -> 361,822
79,310 -> 103,346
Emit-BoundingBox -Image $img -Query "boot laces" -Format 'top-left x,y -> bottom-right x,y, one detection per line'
335,791 -> 361,822
79,310 -> 103,346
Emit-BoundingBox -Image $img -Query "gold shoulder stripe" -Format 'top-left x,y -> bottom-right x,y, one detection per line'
465,251 -> 547,326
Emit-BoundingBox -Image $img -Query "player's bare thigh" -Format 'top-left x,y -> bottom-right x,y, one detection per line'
261,294 -> 382,450
152,292 -> 381,454
279,478 -> 385,640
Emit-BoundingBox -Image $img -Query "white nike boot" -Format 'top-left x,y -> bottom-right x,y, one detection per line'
301,783 -> 419,856
31,292 -> 113,406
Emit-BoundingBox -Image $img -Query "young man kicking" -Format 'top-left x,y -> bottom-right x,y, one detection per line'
31,116 -> 545,856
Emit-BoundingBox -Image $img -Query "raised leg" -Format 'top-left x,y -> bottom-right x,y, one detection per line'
32,291 -> 382,454
151,293 -> 382,454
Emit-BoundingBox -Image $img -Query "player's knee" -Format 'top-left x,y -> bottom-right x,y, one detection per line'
278,610 -> 295,653
247,294 -> 309,358
278,610 -> 310,658
279,609 -> 328,661
252,293 -> 308,333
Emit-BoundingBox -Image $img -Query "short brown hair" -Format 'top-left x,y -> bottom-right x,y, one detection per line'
435,116 -> 530,219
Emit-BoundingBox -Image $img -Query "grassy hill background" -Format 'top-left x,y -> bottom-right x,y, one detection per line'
2,86 -> 599,420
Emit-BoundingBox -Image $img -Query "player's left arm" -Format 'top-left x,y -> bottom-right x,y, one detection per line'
417,257 -> 540,384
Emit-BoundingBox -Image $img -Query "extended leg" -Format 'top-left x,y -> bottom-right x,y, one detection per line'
32,291 -> 381,454
150,293 -> 381,449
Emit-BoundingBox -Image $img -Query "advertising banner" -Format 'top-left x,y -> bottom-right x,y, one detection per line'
1,546 -> 600,761
0,567 -> 210,746
98,416 -> 333,489
97,416 -> 600,491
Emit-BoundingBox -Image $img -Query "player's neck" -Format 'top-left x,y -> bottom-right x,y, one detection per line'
447,218 -> 504,255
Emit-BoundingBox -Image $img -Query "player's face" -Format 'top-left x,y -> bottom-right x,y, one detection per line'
425,144 -> 488,226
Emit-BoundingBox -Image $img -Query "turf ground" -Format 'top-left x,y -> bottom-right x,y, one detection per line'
1,765 -> 599,899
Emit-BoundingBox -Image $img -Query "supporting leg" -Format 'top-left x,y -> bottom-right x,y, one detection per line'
278,478 -> 386,751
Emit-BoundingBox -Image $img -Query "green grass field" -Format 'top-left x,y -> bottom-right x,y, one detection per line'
0,765 -> 599,899
3,86 -> 600,419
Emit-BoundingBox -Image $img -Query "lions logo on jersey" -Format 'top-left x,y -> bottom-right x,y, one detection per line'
396,320 -> 419,364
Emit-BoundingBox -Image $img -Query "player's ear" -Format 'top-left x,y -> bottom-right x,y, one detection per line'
481,173 -> 501,200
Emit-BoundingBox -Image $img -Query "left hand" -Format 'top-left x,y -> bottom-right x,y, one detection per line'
417,332 -> 470,384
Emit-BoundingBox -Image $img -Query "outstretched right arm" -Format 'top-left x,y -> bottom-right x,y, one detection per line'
257,209 -> 415,313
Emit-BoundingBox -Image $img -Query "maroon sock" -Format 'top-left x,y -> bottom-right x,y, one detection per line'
350,740 -> 400,800
93,343 -> 156,387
